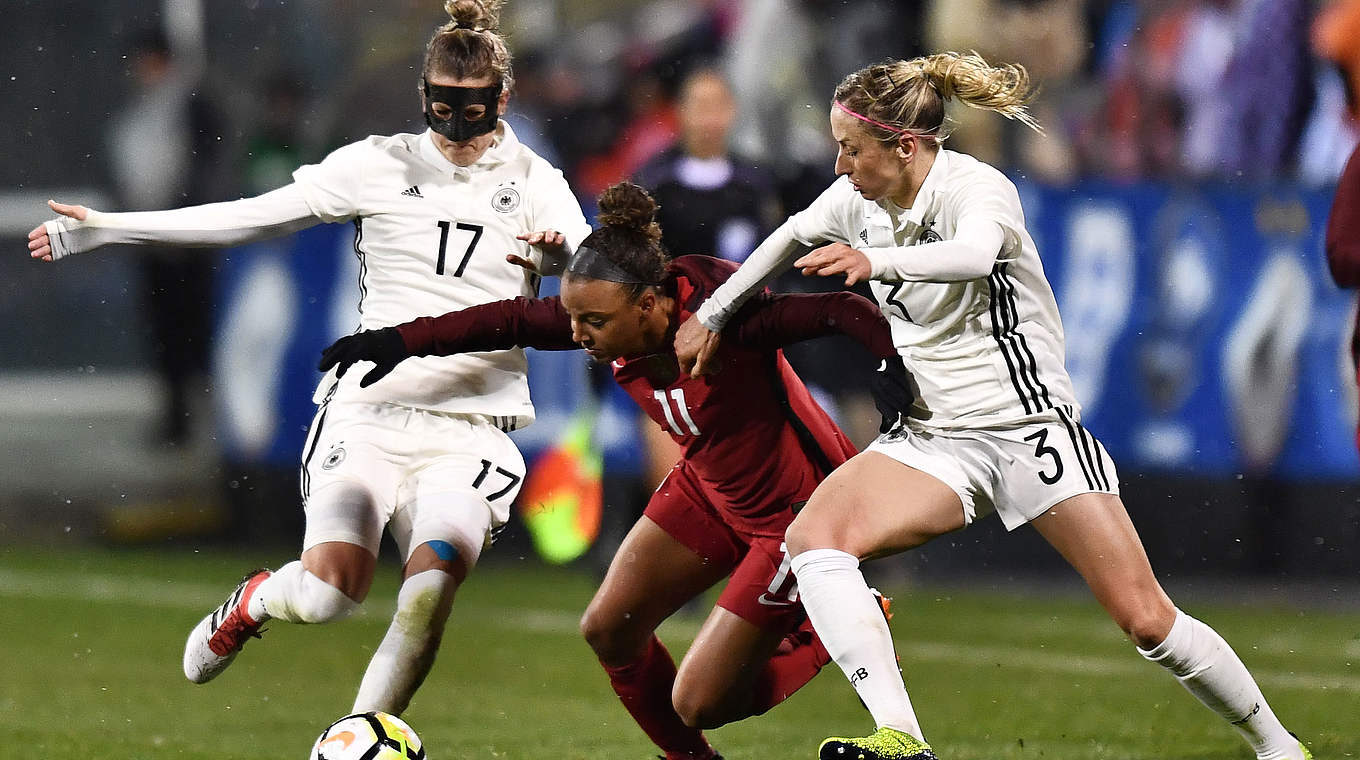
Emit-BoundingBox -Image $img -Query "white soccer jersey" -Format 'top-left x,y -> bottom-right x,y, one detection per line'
697,149 -> 1079,429
46,122 -> 591,425
294,124 -> 591,421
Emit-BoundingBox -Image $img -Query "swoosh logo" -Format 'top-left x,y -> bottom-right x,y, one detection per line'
757,593 -> 796,607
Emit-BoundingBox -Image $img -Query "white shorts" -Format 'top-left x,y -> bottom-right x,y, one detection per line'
298,399 -> 526,563
866,406 -> 1119,531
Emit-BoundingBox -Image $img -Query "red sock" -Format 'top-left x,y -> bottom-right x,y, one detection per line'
602,635 -> 716,759
748,617 -> 831,715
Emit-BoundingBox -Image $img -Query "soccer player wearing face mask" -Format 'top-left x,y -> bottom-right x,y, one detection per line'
27,0 -> 591,719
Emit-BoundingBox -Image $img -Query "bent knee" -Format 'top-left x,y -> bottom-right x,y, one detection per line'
1113,597 -> 1176,649
784,497 -> 855,556
671,686 -> 726,730
580,606 -> 648,663
294,581 -> 359,624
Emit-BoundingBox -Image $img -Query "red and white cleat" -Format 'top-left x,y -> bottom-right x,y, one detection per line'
182,569 -> 271,684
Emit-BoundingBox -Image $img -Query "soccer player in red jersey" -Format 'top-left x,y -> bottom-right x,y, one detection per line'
319,182 -> 911,760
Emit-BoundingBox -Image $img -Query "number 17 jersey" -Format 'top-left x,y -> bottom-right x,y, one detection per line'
294,124 -> 591,423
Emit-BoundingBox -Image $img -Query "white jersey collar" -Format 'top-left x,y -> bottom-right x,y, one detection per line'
418,120 -> 521,175
866,148 -> 951,237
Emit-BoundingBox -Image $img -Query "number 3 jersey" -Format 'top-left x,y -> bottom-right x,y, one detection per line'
396,255 -> 897,536
295,124 -> 591,422
697,149 -> 1081,430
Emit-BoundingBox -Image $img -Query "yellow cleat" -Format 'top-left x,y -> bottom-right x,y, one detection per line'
818,727 -> 937,760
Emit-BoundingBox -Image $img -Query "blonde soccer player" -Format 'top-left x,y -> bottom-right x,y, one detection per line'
27,0 -> 591,719
674,53 -> 1312,760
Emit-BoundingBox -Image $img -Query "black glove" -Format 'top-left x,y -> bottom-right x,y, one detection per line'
318,327 -> 409,388
870,354 -> 914,434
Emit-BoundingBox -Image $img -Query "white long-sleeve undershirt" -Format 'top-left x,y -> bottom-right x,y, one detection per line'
861,219 -> 1004,283
43,183 -> 319,260
696,214 -> 1006,331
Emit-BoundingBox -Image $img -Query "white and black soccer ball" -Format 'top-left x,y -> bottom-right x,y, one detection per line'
309,711 -> 426,760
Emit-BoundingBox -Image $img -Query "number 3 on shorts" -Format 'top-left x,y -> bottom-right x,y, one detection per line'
471,458 -> 521,500
1023,429 -> 1064,485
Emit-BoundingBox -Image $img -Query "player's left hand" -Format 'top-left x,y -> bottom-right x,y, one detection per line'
870,354 -> 915,434
795,242 -> 872,286
510,230 -> 567,272
318,327 -> 410,388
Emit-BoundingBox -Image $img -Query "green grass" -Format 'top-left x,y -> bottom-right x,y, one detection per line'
1,544 -> 1355,759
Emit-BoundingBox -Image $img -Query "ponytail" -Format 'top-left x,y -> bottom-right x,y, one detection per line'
833,51 -> 1041,145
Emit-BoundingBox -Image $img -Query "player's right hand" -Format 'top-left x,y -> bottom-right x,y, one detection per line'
27,200 -> 89,262
318,327 -> 410,388
675,313 -> 722,376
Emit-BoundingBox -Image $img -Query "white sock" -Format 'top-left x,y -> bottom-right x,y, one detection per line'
790,548 -> 924,741
352,569 -> 459,714
1139,610 -> 1301,760
250,561 -> 358,624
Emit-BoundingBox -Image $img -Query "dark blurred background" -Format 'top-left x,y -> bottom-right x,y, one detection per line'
1,0 -> 1357,591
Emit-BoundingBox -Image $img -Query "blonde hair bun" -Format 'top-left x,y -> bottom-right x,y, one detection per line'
443,0 -> 503,32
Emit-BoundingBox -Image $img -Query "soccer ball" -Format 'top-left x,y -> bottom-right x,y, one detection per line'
309,711 -> 426,760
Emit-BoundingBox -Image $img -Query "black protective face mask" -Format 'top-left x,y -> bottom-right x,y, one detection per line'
422,79 -> 502,141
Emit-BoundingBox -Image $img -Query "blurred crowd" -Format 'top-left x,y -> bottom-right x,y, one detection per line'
121,0 -> 1360,221
23,0 -> 1347,451
5,0 -> 1357,554
40,0 -> 1360,242
300,0 -> 1360,194
86,0 -> 1355,447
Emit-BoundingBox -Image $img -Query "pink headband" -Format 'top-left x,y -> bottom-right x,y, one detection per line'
833,99 -> 907,135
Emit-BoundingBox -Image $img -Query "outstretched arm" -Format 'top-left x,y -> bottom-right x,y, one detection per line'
27,184 -> 317,262
319,296 -> 577,387
726,291 -> 914,433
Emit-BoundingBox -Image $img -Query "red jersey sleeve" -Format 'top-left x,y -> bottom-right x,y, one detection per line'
396,296 -> 577,356
1327,144 -> 1360,288
725,291 -> 898,360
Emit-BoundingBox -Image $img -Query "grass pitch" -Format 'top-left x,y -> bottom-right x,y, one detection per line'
1,544 -> 1355,759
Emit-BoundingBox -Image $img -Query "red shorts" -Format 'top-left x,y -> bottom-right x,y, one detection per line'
644,462 -> 806,632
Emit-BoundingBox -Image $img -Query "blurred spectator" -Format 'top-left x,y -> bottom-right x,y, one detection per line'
317,0 -> 439,148
1217,0 -> 1315,180
573,66 -> 679,200
500,51 -> 564,168
1169,0 -> 1240,178
215,72 -> 312,544
1079,2 -> 1191,179
634,67 -> 781,263
242,73 -> 310,195
1302,0 -> 1360,183
930,0 -> 1086,181
107,27 -> 230,446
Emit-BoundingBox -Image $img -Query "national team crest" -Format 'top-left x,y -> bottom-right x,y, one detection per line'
918,227 -> 942,244
491,186 -> 521,213
322,447 -> 346,470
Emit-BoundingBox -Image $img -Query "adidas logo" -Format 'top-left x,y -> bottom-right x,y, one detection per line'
400,186 -> 423,198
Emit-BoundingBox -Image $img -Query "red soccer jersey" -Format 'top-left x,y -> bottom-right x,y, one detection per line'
398,254 -> 897,535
